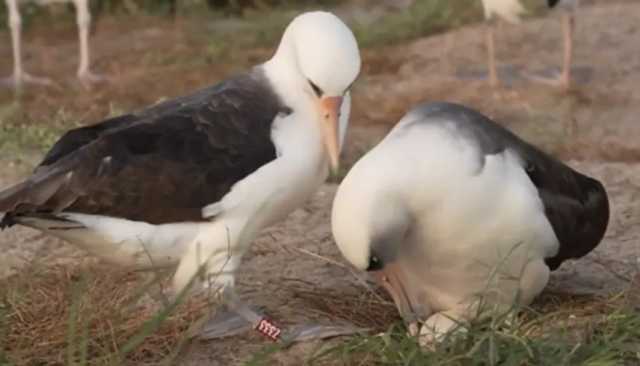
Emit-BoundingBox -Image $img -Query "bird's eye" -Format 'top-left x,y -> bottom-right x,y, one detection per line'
308,79 -> 323,97
366,254 -> 384,271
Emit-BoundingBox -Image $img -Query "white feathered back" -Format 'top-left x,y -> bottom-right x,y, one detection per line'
481,0 -> 527,23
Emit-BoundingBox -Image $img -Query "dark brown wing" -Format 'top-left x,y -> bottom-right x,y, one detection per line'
0,69 -> 290,225
521,156 -> 609,270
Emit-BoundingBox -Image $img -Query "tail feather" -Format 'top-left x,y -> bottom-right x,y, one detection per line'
0,180 -> 30,230
0,179 -> 31,212
0,212 -> 15,229
585,178 -> 610,245
544,177 -> 610,270
0,169 -> 73,229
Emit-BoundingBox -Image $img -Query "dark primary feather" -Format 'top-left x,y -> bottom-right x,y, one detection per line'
0,68 -> 290,225
407,102 -> 610,270
547,0 -> 561,8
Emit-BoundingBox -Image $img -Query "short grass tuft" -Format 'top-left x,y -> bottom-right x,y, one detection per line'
302,290 -> 640,366
0,262 -> 211,366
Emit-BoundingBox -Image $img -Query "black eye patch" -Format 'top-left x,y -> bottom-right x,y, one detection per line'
308,79 -> 323,97
366,253 -> 384,271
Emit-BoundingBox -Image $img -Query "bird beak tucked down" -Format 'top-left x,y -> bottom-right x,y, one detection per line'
371,263 -> 420,326
318,96 -> 343,175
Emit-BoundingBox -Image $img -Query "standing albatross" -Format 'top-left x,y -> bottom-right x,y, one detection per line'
0,11 -> 361,341
482,0 -> 579,89
332,102 -> 608,343
2,0 -> 104,88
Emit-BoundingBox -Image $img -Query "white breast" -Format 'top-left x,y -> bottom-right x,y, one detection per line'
386,121 -> 558,256
482,0 -> 527,23
338,120 -> 559,309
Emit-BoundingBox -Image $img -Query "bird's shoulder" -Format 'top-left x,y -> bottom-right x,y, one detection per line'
398,102 -> 601,198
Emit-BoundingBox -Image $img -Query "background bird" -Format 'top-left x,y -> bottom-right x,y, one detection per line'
2,0 -> 104,89
332,101 -> 609,343
0,11 -> 361,341
482,0 -> 580,89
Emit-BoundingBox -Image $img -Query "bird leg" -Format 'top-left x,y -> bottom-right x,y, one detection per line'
73,0 -> 107,88
486,21 -> 500,87
197,287 -> 365,342
1,0 -> 54,89
560,13 -> 574,90
525,12 -> 575,89
196,288 -> 263,339
177,242 -> 364,342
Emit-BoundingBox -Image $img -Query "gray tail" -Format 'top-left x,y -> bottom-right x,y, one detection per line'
0,212 -> 16,229
0,170 -> 72,230
0,180 -> 31,229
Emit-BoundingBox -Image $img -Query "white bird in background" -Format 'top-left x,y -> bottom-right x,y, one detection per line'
482,0 -> 579,89
332,102 -> 609,343
2,0 -> 104,88
0,11 -> 362,341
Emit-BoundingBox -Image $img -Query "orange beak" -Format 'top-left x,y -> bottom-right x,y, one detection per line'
318,96 -> 343,175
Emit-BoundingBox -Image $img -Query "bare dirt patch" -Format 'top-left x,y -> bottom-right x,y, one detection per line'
348,2 -> 640,161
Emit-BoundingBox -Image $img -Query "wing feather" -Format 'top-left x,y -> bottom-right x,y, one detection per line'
0,69 -> 288,225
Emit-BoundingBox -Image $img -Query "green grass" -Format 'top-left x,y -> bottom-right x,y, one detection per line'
174,0 -> 489,65
0,123 -> 63,155
351,0 -> 483,48
0,103 -> 71,166
245,297 -> 640,366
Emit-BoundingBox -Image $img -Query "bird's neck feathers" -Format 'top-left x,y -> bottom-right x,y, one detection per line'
262,33 -> 351,180
262,50 -> 349,174
333,184 -> 410,270
263,40 -> 308,111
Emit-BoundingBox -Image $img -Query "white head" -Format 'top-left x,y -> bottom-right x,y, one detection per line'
266,11 -> 361,173
332,182 -> 411,272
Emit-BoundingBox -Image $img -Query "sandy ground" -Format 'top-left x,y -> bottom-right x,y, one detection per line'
0,1 -> 639,365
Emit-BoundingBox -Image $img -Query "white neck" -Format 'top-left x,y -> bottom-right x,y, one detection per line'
262,43 -> 306,111
261,54 -> 351,153
235,43 -> 352,237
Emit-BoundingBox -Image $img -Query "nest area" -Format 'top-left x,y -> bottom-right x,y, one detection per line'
0,261 -> 399,365
1,258 -> 636,365
0,263 -> 211,365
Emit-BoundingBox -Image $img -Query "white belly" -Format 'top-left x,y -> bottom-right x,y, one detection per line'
405,149 -> 558,311
21,213 -> 202,268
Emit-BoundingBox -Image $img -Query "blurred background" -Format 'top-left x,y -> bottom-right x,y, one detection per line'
0,0 -> 637,169
1,1 -> 639,365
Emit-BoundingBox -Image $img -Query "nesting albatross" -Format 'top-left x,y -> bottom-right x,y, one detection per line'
332,102 -> 609,343
0,11 -> 361,341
